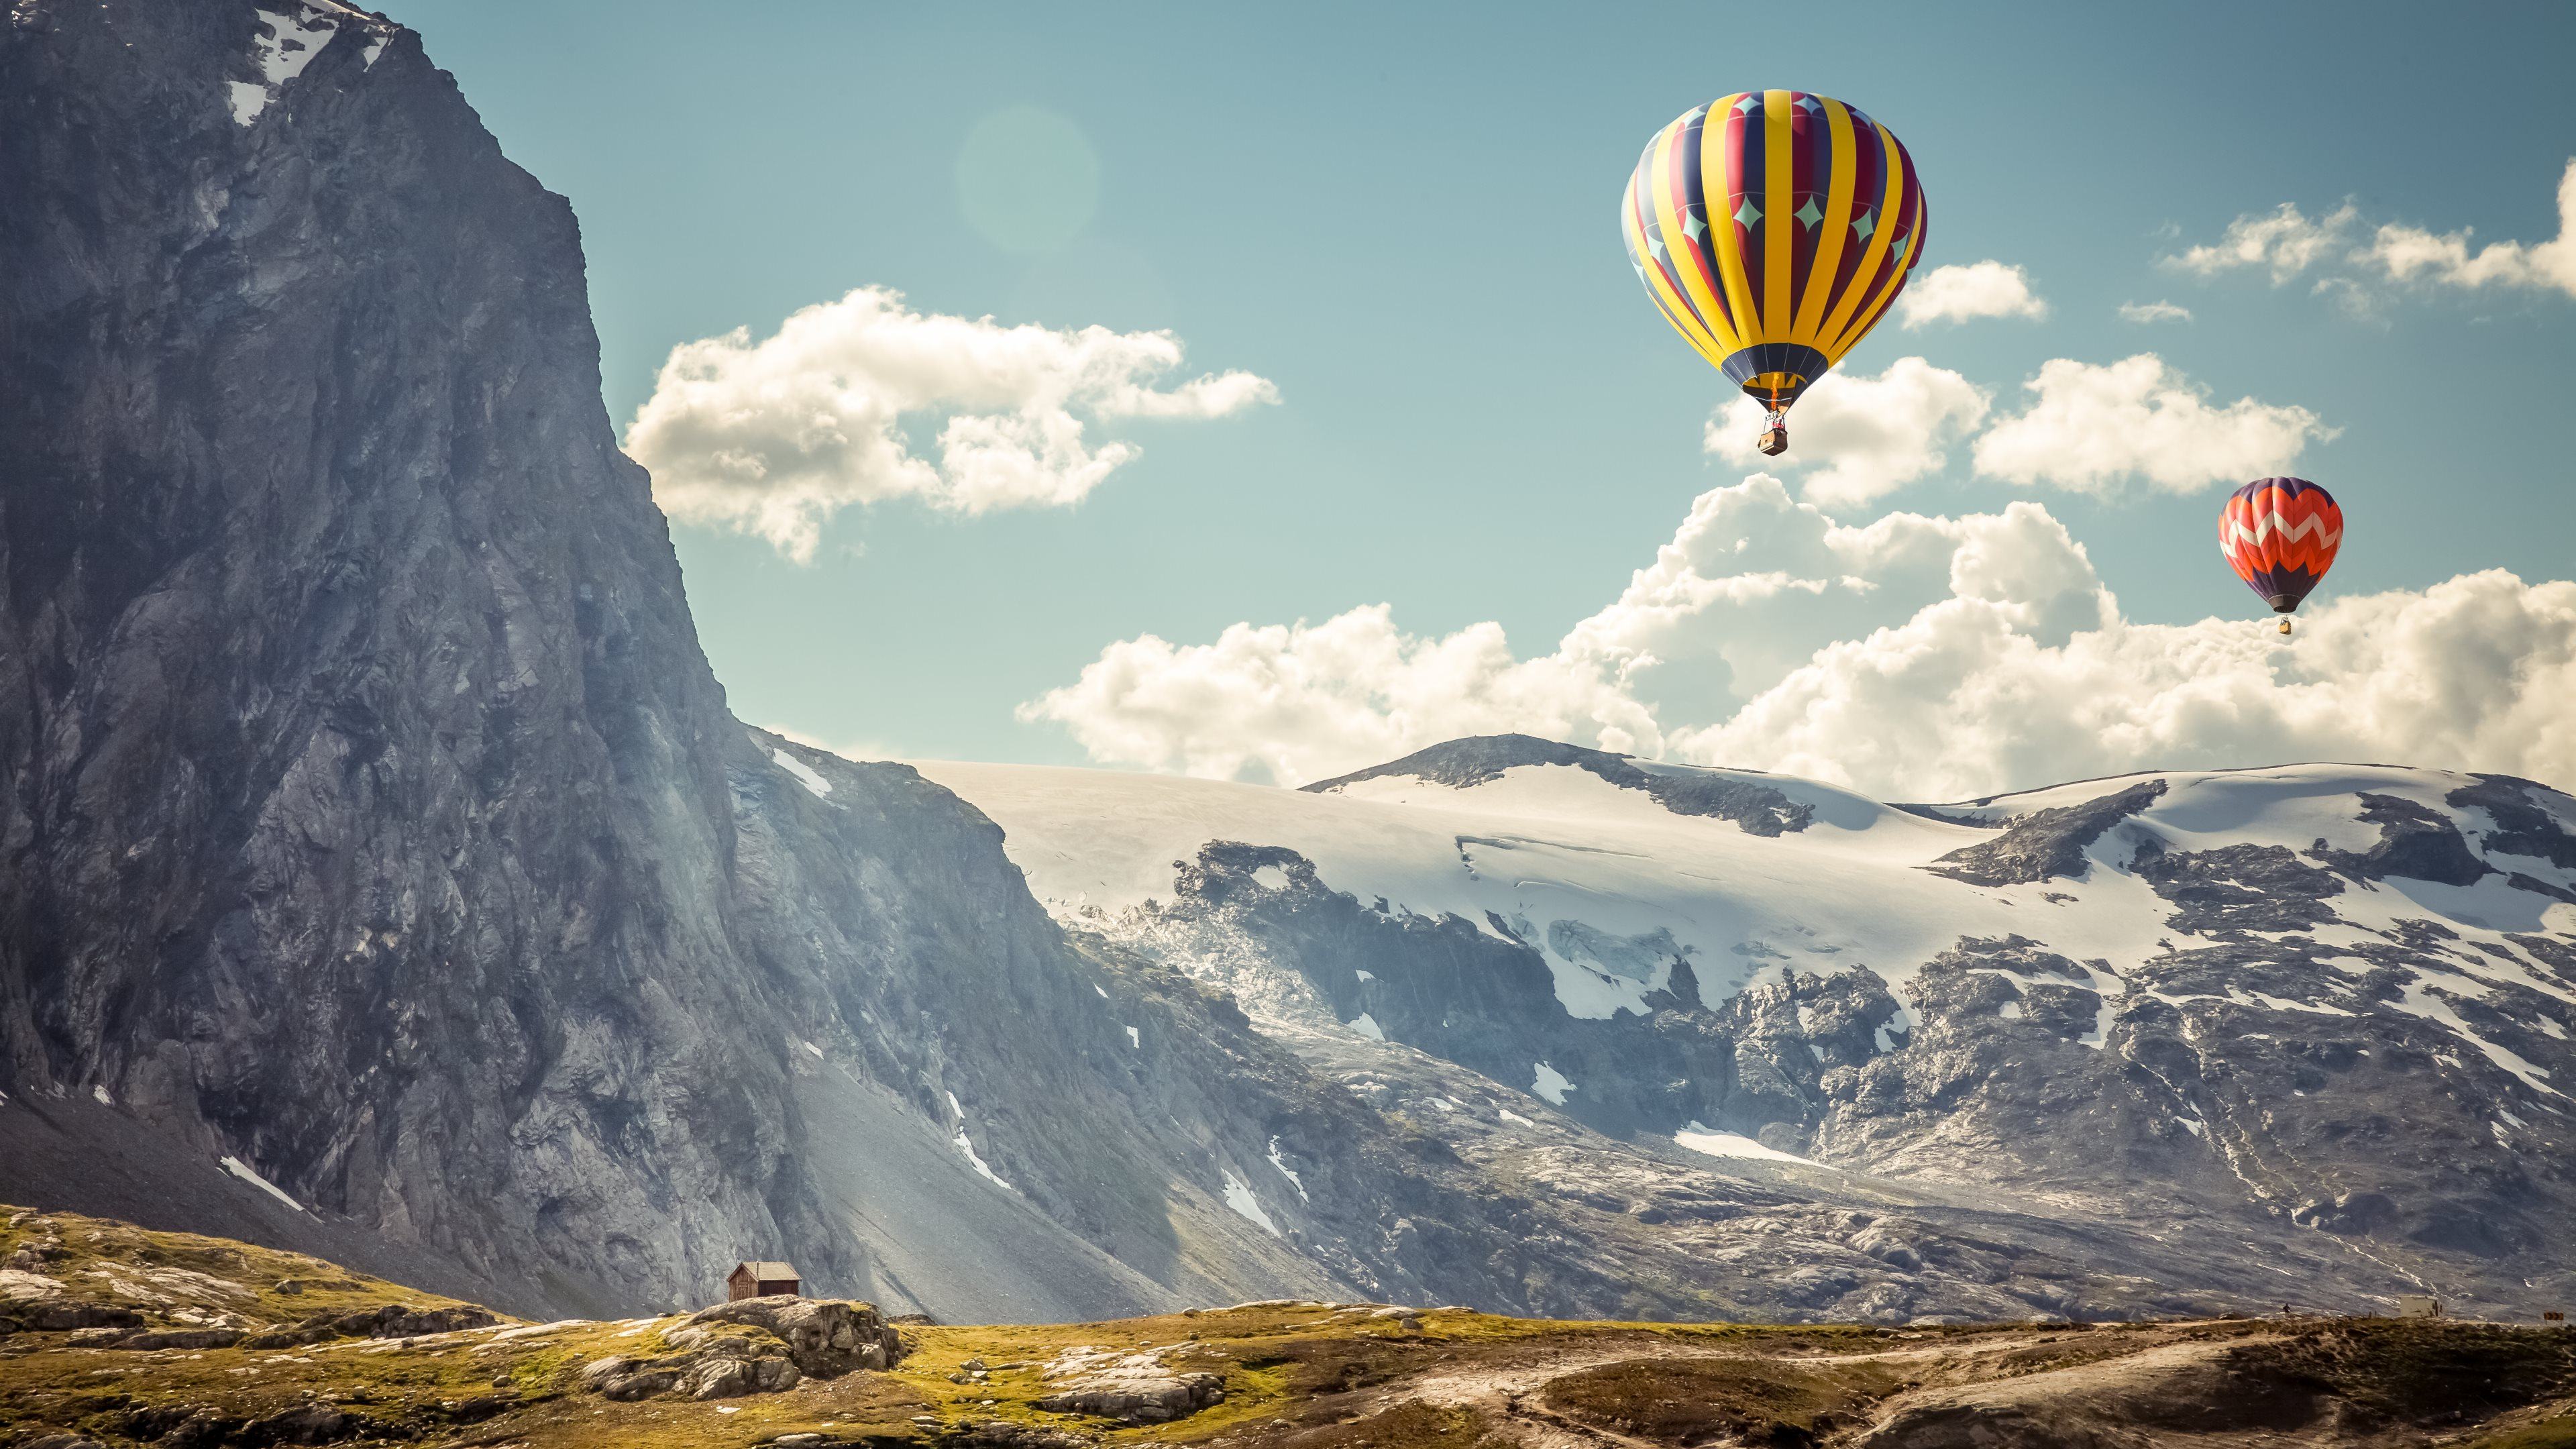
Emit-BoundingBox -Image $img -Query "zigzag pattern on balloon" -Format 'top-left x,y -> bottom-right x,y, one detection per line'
2220,511 -> 2343,550
2216,477 -> 2342,612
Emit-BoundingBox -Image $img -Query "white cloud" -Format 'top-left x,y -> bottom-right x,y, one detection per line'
1971,354 -> 2334,497
625,286 -> 1278,561
2356,158 -> 2576,299
1015,606 -> 1658,787
2167,201 -> 2357,282
1560,478 -> 2109,704
1705,358 -> 1990,508
2117,300 -> 2192,324
1895,261 -> 2049,328
1673,568 -> 2576,803
1025,478 -> 2576,800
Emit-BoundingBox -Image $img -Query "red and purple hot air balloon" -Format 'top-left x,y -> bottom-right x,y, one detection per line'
2218,478 -> 2343,636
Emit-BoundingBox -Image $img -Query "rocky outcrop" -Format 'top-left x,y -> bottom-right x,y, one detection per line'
1305,734 -> 1815,835
237,1303 -> 498,1349
686,1295 -> 901,1375
1035,1345 -> 1226,1424
1927,779 -> 2166,885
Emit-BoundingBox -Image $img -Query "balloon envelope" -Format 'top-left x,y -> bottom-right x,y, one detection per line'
2218,478 -> 2343,613
1620,91 -> 1928,413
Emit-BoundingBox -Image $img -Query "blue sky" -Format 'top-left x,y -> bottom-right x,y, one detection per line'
398,1 -> 2576,792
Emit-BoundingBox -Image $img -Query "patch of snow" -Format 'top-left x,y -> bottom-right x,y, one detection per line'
360,32 -> 388,68
1266,1136 -> 1308,1200
92,1084 -> 113,1106
1346,1012 -> 1385,1042
227,81 -> 270,125
1125,1026 -> 1140,1050
2175,1116 -> 2207,1138
1354,969 -> 1375,983
800,1040 -> 822,1058
2500,1108 -> 2528,1129
1499,1108 -> 1534,1126
2243,991 -> 2353,1017
1529,1061 -> 1574,1105
952,1128 -> 1013,1191
1093,983 -> 1109,998
235,5 -> 343,126
771,747 -> 833,800
1998,1000 -> 2023,1020
1220,1169 -> 1281,1236
1674,1122 -> 1822,1167
2388,974 -> 2565,1097
218,1155 -> 305,1213
1251,863 -> 1290,890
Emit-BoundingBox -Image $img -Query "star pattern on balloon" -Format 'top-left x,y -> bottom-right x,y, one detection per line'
1733,199 -> 1762,229
1681,212 -> 1707,242
1794,95 -> 1824,116
1731,94 -> 1762,116
1794,198 -> 1823,229
1851,210 -> 1876,241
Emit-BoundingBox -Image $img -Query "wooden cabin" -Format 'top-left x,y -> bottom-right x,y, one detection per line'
727,1260 -> 802,1301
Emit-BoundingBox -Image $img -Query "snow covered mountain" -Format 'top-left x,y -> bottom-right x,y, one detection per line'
916,736 -> 2576,1318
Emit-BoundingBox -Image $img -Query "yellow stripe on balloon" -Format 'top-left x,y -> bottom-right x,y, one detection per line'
1760,91 -> 1793,344
1703,94 -> 1762,361
1624,170 -> 1728,364
1790,98 -> 1858,349
1815,120 -> 1904,360
1644,117 -> 1739,356
1826,152 -> 1917,360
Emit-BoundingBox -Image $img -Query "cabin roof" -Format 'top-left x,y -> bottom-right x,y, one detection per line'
731,1260 -> 800,1279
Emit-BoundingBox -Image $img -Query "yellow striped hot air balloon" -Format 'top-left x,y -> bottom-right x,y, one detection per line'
1621,91 -> 1928,457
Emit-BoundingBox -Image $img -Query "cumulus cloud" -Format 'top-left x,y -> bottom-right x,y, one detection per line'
2356,158 -> 2576,299
1024,478 -> 2576,800
1672,568 -> 2576,802
2167,201 -> 2357,282
1015,606 -> 1657,787
2117,300 -> 2192,324
1970,354 -> 2334,497
626,286 -> 1278,561
1895,261 -> 2049,328
1705,358 -> 1990,508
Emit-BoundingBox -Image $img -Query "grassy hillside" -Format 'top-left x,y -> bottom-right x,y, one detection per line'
2,1204 -> 2571,1448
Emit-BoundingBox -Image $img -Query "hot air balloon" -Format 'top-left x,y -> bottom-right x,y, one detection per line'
1620,91 -> 1928,458
2218,478 -> 2343,635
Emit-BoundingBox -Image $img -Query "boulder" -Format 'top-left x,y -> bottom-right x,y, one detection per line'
688,1295 -> 902,1377
1035,1346 -> 1224,1424
684,1357 -> 756,1399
